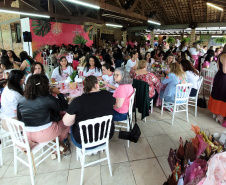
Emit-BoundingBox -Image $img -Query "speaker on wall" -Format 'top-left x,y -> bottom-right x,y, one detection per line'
23,31 -> 32,42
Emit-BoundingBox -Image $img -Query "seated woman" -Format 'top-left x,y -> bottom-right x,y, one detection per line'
101,63 -> 119,93
83,56 -> 102,77
113,68 -> 134,121
25,62 -> 49,84
160,62 -> 187,103
19,51 -> 35,76
144,52 -> 152,64
0,56 -> 14,78
7,50 -> 21,68
17,74 -> 70,149
125,51 -> 139,72
62,75 -> 115,148
130,60 -> 160,103
202,54 -> 213,69
51,56 -> 73,82
72,51 -> 79,70
1,70 -> 25,130
180,60 -> 199,97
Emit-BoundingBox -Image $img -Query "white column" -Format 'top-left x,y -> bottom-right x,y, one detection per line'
20,18 -> 32,56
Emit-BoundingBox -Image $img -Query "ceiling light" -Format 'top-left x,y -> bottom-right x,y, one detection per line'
148,20 -> 161,25
105,23 -> 123,28
66,0 -> 100,9
0,9 -> 50,18
207,3 -> 223,11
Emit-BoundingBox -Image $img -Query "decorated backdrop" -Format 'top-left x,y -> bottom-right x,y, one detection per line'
30,19 -> 93,62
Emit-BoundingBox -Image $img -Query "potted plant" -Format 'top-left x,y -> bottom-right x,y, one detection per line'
167,37 -> 175,45
214,37 -> 226,45
181,37 -> 190,43
154,37 -> 159,41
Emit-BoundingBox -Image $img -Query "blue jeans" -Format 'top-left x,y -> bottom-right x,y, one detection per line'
113,109 -> 127,121
70,127 -> 104,150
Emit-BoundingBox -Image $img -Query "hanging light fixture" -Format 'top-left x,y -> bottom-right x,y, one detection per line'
0,9 -> 50,18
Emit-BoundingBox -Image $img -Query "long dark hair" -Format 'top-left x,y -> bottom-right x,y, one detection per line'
144,52 -> 151,63
1,56 -> 13,69
180,60 -> 199,75
179,41 -> 186,51
7,50 -> 20,62
19,51 -> 35,65
24,74 -> 49,100
83,75 -> 98,93
103,53 -> 113,65
58,56 -> 68,76
1,50 -> 7,56
30,62 -> 45,75
85,56 -> 101,72
205,54 -> 213,62
8,70 -> 24,95
102,63 -> 114,72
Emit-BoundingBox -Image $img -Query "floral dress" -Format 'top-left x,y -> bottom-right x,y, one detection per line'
130,69 -> 160,98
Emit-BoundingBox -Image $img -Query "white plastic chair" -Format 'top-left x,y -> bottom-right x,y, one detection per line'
202,68 -> 216,93
188,76 -> 203,117
143,99 -> 153,123
76,115 -> 113,185
161,83 -> 193,125
115,89 -> 136,147
5,117 -> 61,185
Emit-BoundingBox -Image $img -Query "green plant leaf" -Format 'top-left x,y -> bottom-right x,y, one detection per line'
88,28 -> 93,40
167,37 -> 175,44
154,37 -> 159,41
83,25 -> 92,33
214,37 -> 226,44
73,35 -> 88,45
31,20 -> 51,37
181,37 -> 190,43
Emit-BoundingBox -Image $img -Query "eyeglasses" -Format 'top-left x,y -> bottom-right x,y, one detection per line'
114,74 -> 120,77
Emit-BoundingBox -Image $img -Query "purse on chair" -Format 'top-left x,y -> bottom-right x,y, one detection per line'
118,113 -> 141,143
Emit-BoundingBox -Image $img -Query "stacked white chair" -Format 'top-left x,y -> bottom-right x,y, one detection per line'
115,89 -> 136,147
76,115 -> 113,185
161,83 -> 193,125
202,68 -> 216,93
5,117 -> 61,185
188,76 -> 203,116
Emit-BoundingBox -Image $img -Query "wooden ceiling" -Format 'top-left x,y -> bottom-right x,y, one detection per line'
1,0 -> 226,27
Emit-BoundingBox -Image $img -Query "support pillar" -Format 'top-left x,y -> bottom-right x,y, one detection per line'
150,30 -> 155,47
191,28 -> 196,43
122,30 -> 127,47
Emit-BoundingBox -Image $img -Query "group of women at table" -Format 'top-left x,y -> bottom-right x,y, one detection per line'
0,48 -> 205,153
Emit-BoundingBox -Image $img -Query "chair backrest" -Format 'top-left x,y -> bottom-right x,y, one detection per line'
196,76 -> 203,96
79,115 -> 113,149
128,89 -> 136,121
175,83 -> 193,103
5,117 -> 29,150
202,68 -> 216,84
77,67 -> 84,73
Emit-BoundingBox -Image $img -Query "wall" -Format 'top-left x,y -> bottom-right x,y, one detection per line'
0,0 -> 23,55
30,19 -> 93,63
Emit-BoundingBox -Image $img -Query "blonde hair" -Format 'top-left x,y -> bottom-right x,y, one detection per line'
169,62 -> 186,78
138,60 -> 147,69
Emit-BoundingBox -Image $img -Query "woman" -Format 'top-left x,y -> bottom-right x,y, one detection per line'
0,56 -> 13,70
51,56 -> 73,82
101,63 -> 118,93
180,60 -> 199,97
177,41 -> 187,52
160,63 -> 187,103
0,49 -> 7,57
125,51 -> 138,72
63,75 -> 115,148
72,51 -> 79,70
154,49 -> 161,61
19,51 -> 35,76
202,54 -> 214,69
7,50 -> 21,68
113,67 -> 134,121
208,44 -> 226,120
83,56 -> 102,77
1,70 -> 25,130
189,42 -> 200,69
50,49 -> 58,68
25,62 -> 49,84
17,74 -> 70,149
130,60 -> 160,103
144,52 -> 152,64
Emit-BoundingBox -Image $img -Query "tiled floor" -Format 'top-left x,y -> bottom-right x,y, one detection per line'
1,106 -> 226,185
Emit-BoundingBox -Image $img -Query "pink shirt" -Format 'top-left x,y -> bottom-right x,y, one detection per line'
113,84 -> 133,113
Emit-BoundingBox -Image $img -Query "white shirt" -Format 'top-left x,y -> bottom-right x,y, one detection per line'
83,67 -> 102,77
148,48 -> 154,52
51,66 -> 73,82
1,86 -> 23,118
186,71 -> 199,89
177,46 -> 187,52
102,74 -> 119,93
189,48 -> 199,55
125,59 -> 136,72
200,48 -> 207,56
25,72 -> 49,84
209,62 -> 218,72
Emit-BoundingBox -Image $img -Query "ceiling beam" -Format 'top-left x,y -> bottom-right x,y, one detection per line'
58,0 -> 72,15
220,10 -> 224,22
115,0 -> 122,8
130,0 -> 140,12
141,0 -> 145,16
159,0 -> 171,24
190,0 -> 195,22
82,9 -> 91,17
174,0 -> 183,24
48,0 -> 54,13
19,0 -> 46,11
4,0 -> 11,7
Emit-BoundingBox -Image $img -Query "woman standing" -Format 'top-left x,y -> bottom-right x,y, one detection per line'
208,44 -> 226,121
189,42 -> 200,69
19,51 -> 35,76
125,51 -> 138,72
83,56 -> 102,77
51,56 -> 73,82
113,68 -> 134,121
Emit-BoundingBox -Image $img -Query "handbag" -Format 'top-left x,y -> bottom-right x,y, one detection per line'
197,79 -> 206,108
118,113 -> 141,143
